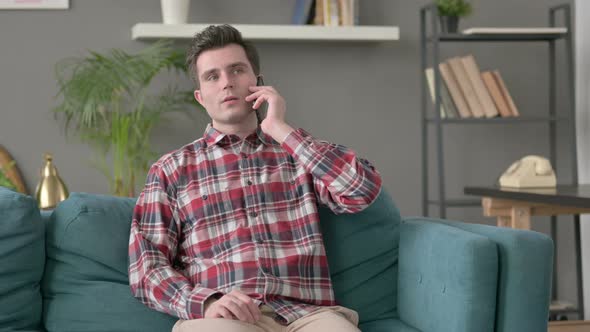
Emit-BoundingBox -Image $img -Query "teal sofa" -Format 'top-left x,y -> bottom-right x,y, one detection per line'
0,186 -> 553,332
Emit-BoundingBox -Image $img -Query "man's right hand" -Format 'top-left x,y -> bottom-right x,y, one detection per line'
204,290 -> 261,323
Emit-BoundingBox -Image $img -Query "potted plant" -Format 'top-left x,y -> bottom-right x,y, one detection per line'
435,0 -> 472,33
53,40 -> 200,197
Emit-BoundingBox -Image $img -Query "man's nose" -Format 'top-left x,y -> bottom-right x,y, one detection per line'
221,74 -> 234,90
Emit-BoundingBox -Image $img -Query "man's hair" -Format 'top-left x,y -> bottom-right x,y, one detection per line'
185,24 -> 260,86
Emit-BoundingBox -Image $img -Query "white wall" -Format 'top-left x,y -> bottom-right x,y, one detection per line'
575,0 -> 590,319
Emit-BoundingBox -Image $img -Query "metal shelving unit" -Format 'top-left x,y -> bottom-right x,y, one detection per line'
420,3 -> 581,320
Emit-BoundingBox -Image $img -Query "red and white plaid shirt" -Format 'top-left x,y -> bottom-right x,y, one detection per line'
128,124 -> 382,324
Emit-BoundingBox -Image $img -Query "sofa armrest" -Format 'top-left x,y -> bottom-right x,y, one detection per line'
415,218 -> 553,332
398,218 -> 499,332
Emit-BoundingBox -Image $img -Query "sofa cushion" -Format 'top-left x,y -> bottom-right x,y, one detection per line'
0,187 -> 44,331
319,189 -> 401,324
42,192 -> 176,332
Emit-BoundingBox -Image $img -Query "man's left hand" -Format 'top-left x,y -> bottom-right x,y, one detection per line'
246,85 -> 294,144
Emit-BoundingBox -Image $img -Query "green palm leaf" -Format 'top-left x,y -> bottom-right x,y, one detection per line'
53,40 -> 203,196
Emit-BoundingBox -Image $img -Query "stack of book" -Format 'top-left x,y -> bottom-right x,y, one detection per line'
425,54 -> 520,119
292,0 -> 359,26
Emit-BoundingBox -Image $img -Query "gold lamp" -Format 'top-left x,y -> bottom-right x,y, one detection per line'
35,153 -> 69,209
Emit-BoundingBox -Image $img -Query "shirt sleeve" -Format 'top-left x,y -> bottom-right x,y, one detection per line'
281,128 -> 382,214
128,163 -> 220,319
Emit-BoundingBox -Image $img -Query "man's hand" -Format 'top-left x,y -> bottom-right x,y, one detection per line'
246,85 -> 294,144
204,290 -> 261,323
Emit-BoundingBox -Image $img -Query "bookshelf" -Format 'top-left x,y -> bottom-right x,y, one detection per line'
420,2 -> 580,321
131,23 -> 400,42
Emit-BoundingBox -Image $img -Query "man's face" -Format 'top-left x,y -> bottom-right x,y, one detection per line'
194,44 -> 257,127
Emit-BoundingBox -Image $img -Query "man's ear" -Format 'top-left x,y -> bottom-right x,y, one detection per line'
194,90 -> 203,105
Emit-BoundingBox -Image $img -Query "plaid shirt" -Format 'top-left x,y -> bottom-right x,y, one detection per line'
128,124 -> 382,324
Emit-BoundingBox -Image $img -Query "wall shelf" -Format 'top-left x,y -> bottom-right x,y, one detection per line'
131,23 -> 400,42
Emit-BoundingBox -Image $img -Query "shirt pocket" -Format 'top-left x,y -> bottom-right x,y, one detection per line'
180,185 -> 238,259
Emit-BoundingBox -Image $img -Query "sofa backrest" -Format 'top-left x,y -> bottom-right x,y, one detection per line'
0,187 -> 45,332
319,188 -> 401,324
42,188 -> 401,330
43,192 -> 177,332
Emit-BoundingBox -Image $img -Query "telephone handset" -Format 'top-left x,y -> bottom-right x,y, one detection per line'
255,75 -> 267,124
498,155 -> 557,188
256,75 -> 264,86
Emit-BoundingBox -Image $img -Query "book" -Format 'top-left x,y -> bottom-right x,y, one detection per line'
481,71 -> 512,117
338,0 -> 353,26
314,0 -> 323,25
425,67 -> 459,118
461,55 -> 499,118
439,62 -> 471,118
330,0 -> 340,25
425,68 -> 446,119
447,57 -> 485,118
440,78 -> 458,118
291,0 -> 315,25
492,70 -> 520,116
306,1 -> 317,24
322,0 -> 340,26
462,27 -> 567,35
323,0 -> 331,25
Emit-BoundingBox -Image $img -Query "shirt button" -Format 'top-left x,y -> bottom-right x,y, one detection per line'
202,195 -> 208,200
241,153 -> 248,159
250,211 -> 258,218
247,180 -> 253,185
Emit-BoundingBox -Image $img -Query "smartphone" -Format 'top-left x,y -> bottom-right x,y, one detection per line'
255,76 -> 267,124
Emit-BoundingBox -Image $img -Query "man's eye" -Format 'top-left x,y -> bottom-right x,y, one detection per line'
207,75 -> 218,81
232,68 -> 243,74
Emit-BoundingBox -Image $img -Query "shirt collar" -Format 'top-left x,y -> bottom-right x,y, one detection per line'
203,123 -> 278,147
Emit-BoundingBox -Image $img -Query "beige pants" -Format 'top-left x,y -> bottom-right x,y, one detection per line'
172,305 -> 360,332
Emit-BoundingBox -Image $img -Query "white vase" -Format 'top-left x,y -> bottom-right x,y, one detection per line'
161,0 -> 190,24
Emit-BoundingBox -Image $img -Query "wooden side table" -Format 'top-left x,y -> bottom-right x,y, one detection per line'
480,195 -> 590,230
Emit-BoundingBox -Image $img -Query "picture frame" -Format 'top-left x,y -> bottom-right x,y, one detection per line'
0,0 -> 68,10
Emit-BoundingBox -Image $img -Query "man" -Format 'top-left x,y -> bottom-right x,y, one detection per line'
128,24 -> 382,332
